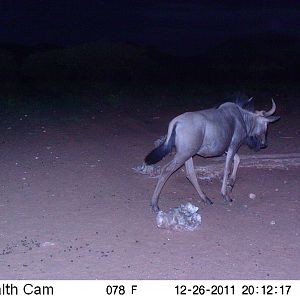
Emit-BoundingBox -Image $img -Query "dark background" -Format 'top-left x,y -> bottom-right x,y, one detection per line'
1,0 -> 300,110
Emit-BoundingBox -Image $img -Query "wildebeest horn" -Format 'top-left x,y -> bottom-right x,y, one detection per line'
264,98 -> 276,117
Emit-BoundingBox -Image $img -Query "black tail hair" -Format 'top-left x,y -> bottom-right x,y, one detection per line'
144,124 -> 176,165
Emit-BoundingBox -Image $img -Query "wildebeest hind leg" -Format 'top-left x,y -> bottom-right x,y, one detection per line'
185,157 -> 213,205
150,157 -> 184,213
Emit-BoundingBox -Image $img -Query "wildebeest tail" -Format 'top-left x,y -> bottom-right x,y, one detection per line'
144,123 -> 177,165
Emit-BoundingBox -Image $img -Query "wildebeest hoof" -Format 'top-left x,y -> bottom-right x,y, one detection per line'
151,204 -> 160,213
203,196 -> 213,205
223,195 -> 233,203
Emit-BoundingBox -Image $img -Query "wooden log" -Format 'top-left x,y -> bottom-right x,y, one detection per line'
195,153 -> 300,180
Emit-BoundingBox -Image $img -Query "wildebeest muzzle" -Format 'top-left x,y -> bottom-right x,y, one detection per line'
245,136 -> 267,151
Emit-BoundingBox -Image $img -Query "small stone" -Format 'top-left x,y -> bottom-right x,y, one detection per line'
270,220 -> 276,225
41,242 -> 55,247
249,193 -> 256,199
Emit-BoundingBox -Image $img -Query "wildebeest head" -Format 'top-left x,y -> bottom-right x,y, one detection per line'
245,99 -> 280,151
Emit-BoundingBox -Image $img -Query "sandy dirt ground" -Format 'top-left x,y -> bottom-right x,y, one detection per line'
0,98 -> 299,280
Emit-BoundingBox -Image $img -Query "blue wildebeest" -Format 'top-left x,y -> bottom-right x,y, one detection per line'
145,98 -> 280,213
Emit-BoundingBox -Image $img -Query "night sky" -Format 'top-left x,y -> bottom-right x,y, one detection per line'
1,0 -> 300,56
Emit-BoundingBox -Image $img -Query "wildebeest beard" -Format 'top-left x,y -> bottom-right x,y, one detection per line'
244,136 -> 264,151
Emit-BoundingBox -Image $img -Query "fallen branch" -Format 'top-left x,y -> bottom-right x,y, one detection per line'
134,153 -> 300,180
195,153 -> 300,180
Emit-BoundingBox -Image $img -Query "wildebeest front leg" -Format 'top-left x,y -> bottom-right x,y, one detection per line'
150,157 -> 183,213
185,157 -> 213,205
227,153 -> 240,190
221,149 -> 235,202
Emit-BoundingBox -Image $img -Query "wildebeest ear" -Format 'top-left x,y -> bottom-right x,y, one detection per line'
243,97 -> 255,112
247,97 -> 254,103
265,116 -> 280,123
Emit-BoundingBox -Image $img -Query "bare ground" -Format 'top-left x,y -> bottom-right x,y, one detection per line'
0,98 -> 299,279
